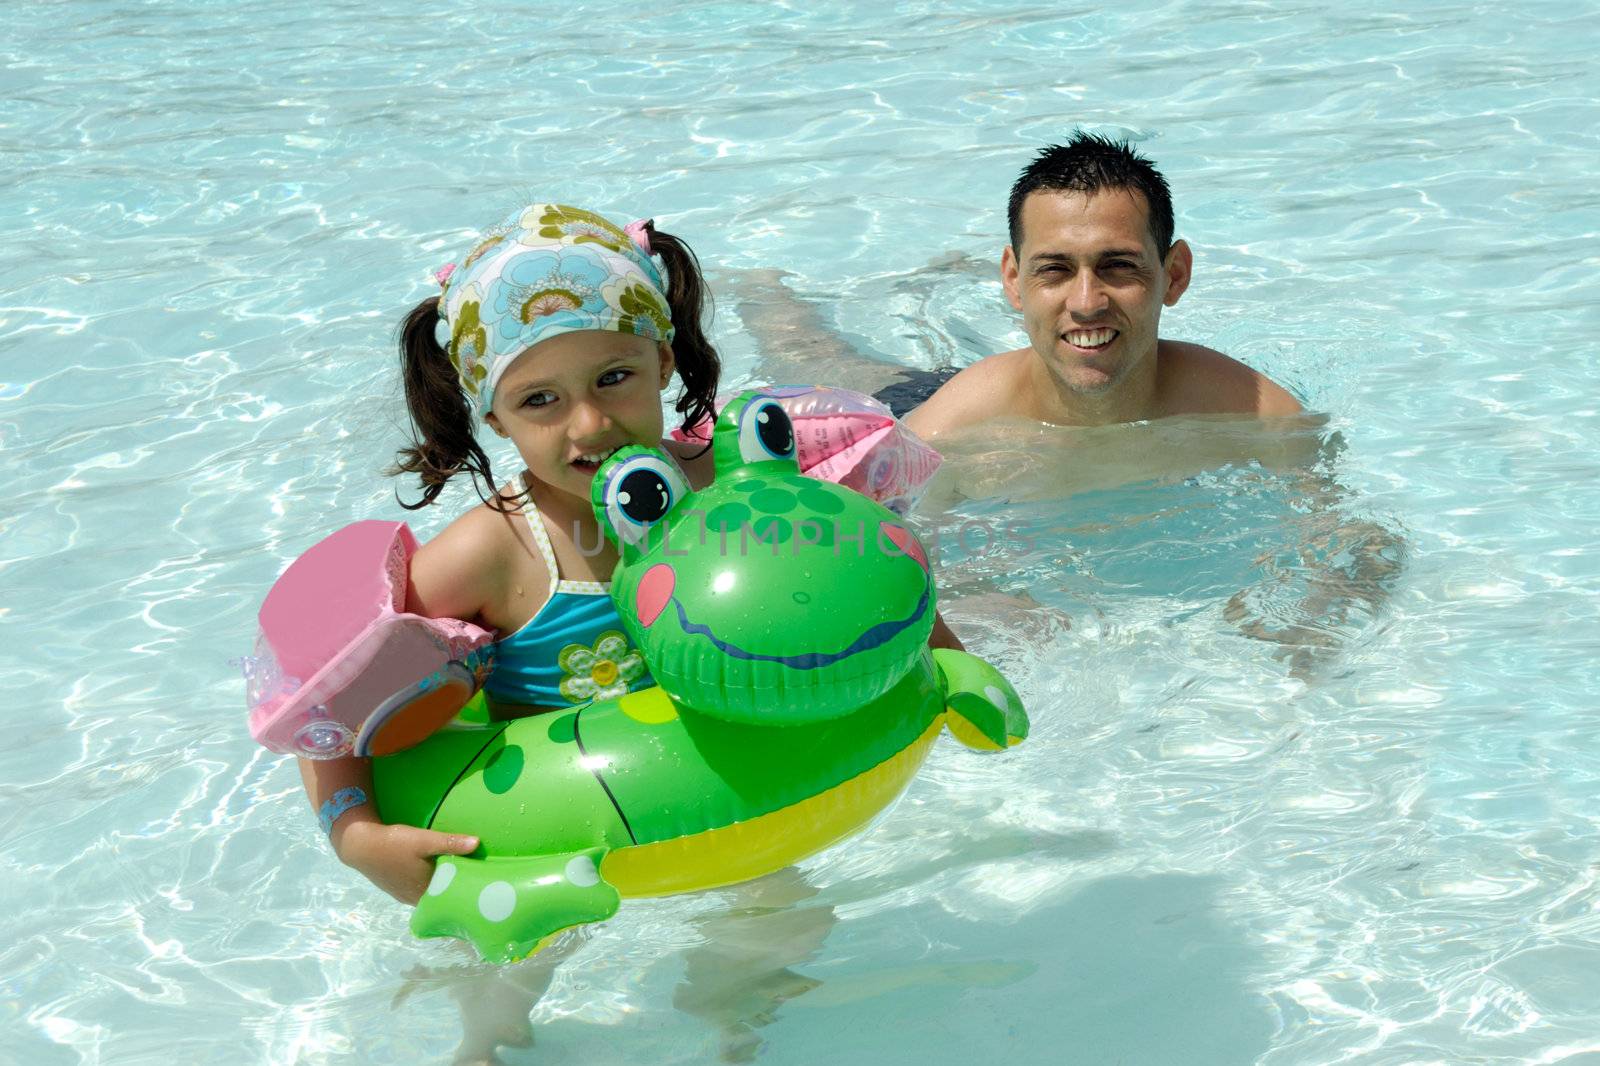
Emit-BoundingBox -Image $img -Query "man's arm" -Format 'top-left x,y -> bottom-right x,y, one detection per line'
1224,430 -> 1406,679
724,269 -> 906,395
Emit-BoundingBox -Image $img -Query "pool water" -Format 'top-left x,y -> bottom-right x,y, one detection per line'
5,1 -> 1599,1063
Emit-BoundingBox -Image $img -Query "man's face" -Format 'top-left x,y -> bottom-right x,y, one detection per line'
1001,188 -> 1190,398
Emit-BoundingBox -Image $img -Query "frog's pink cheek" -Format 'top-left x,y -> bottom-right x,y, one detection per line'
635,563 -> 675,628
879,522 -> 928,571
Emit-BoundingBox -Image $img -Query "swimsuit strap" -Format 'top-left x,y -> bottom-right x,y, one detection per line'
521,478 -> 609,597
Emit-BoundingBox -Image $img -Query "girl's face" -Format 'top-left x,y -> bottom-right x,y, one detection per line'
486,330 -> 674,501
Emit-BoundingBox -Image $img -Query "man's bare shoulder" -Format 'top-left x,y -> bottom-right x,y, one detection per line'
1157,341 -> 1303,418
904,350 -> 1030,438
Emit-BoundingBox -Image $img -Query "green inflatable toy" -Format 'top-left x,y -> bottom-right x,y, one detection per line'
374,390 -> 1029,962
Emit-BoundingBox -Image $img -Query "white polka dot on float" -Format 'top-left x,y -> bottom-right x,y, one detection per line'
427,862 -> 457,896
478,881 -> 516,922
565,854 -> 600,887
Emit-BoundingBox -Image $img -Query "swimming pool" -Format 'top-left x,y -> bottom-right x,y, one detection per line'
5,1 -> 1598,1062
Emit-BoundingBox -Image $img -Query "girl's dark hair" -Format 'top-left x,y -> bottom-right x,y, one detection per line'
391,295 -> 518,511
389,225 -> 721,511
642,220 -> 719,433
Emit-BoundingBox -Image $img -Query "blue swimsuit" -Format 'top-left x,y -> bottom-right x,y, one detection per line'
482,499 -> 652,714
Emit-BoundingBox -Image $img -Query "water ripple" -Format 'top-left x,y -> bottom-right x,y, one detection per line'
5,0 -> 1600,1062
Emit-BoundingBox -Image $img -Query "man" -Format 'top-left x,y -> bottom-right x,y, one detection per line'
727,139 -> 1378,677
902,133 -> 1301,439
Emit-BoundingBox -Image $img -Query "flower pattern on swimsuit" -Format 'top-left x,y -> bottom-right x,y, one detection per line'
557,630 -> 646,704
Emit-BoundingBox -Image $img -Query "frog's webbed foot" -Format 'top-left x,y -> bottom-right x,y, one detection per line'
412,847 -> 620,964
932,648 -> 1029,751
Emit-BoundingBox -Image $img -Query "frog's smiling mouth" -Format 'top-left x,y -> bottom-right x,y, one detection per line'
666,582 -> 931,670
628,518 -> 934,670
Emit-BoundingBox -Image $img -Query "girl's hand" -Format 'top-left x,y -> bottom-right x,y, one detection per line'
929,609 -> 965,652
332,814 -> 480,906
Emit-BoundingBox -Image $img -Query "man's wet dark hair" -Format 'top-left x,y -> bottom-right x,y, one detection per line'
1007,132 -> 1175,260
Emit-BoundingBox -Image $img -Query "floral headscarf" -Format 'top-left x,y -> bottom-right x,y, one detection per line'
434,203 -> 675,416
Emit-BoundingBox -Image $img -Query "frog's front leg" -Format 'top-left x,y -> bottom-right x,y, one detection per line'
932,648 -> 1029,751
412,847 -> 621,964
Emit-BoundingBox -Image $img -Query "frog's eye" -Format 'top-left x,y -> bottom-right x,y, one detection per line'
737,399 -> 795,464
601,453 -> 689,546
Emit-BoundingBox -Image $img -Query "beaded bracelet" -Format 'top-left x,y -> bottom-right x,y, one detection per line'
318,785 -> 369,835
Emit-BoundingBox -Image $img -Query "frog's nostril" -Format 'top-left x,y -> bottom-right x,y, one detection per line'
636,563 -> 675,627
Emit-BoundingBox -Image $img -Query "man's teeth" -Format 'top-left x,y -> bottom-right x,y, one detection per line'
1065,328 -> 1116,347
576,447 -> 620,464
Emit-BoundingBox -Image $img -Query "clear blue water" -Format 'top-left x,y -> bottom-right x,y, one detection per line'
5,1 -> 1599,1062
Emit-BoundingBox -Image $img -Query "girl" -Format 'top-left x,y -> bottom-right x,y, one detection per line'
301,202 -> 959,906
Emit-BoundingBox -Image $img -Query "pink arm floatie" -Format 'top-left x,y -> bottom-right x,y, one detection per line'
672,385 -> 942,514
245,521 -> 495,759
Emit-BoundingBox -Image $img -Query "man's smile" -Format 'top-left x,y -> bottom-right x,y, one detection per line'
1062,327 -> 1119,354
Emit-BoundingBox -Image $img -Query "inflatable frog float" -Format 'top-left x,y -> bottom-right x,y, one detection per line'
374,391 -> 1029,963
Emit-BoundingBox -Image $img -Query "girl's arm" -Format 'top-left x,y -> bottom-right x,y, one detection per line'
930,610 -> 964,651
298,754 -> 478,905
297,503 -> 517,904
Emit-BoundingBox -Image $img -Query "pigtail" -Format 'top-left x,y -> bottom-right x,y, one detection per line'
644,222 -> 721,433
390,296 -> 526,513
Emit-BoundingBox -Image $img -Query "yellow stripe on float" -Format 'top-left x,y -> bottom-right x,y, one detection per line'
943,707 -> 999,751
601,716 -> 946,897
